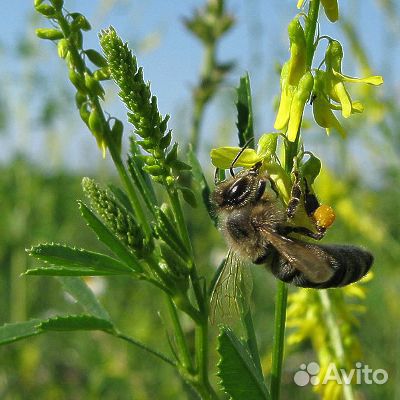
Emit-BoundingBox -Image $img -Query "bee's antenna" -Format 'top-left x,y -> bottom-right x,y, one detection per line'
229,137 -> 255,177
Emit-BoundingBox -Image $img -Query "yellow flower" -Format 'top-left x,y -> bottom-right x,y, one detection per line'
210,134 -> 292,202
274,17 -> 310,142
324,40 -> 383,119
210,133 -> 277,170
312,70 -> 346,138
286,71 -> 314,141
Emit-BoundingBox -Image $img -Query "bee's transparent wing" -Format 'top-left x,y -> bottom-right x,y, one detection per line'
209,250 -> 253,323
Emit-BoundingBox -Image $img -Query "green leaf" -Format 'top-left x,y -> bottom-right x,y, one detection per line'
155,207 -> 190,260
58,277 -> 111,321
165,143 -> 178,165
27,243 -> 134,276
128,141 -> 158,210
171,160 -> 192,171
0,319 -> 41,345
38,314 -> 114,333
107,184 -> 134,214
78,201 -> 144,273
217,326 -> 270,400
178,186 -> 197,208
26,266 -> 111,276
300,153 -> 321,185
236,73 -> 254,148
0,315 -> 115,346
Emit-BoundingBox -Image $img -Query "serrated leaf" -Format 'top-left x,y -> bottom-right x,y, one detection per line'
236,73 -> 254,148
78,202 -> 144,273
28,243 -> 134,276
218,327 -> 270,400
0,319 -> 41,345
0,314 -> 115,347
38,314 -> 114,333
26,266 -> 112,276
58,277 -> 111,321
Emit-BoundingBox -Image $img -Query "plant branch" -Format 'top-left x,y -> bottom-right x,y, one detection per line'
270,281 -> 288,400
116,330 -> 177,367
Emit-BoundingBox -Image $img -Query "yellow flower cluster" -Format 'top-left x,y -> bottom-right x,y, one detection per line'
274,15 -> 383,141
286,274 -> 372,400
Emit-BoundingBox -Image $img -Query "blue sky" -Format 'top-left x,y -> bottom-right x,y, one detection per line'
1,0 -> 398,171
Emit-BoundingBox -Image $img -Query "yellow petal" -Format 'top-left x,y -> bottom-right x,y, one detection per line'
329,100 -> 364,114
332,70 -> 384,85
351,101 -> 364,113
287,72 -> 314,141
332,81 -> 352,118
274,85 -> 295,130
210,147 -> 261,169
297,0 -> 306,8
287,18 -> 307,85
313,96 -> 347,138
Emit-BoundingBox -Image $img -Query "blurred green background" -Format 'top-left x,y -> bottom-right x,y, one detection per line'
1,1 -> 399,399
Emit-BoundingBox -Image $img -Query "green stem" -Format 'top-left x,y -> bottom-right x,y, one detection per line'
242,309 -> 263,377
270,4 -> 322,398
190,41 -> 216,154
194,318 -> 220,400
270,281 -> 288,400
305,0 -> 321,68
167,188 -> 204,313
319,291 -> 355,400
166,297 -> 194,371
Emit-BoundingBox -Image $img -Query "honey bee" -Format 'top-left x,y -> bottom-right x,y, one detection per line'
210,161 -> 373,318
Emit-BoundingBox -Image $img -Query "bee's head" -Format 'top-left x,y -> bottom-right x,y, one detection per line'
211,163 -> 266,209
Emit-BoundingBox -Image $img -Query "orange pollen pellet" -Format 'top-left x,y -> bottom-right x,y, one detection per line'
313,204 -> 336,229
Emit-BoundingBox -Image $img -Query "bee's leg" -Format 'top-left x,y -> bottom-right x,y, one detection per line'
279,225 -> 326,240
267,176 -> 280,198
292,226 -> 326,240
303,177 -> 320,216
286,170 -> 302,219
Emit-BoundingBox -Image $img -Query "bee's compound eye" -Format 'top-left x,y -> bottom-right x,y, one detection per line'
226,177 -> 249,205
254,180 -> 266,201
